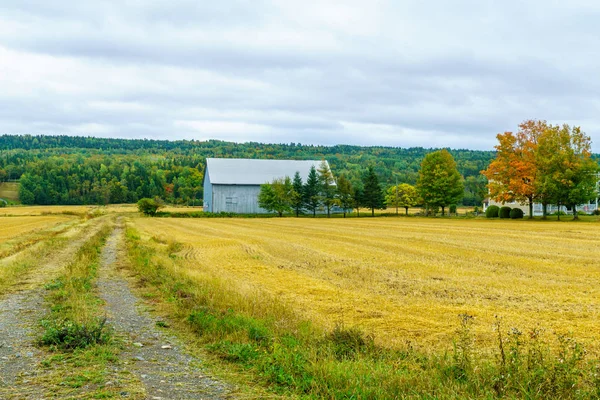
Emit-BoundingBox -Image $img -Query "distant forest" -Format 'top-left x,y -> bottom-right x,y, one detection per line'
0,134 -> 498,206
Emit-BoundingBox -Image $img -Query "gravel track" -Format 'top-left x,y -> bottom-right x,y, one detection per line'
0,290 -> 46,399
97,225 -> 232,400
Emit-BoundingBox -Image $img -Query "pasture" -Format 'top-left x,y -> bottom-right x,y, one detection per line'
133,217 -> 600,351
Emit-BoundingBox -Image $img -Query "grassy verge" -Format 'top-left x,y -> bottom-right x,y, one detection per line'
37,225 -> 143,399
125,226 -> 600,399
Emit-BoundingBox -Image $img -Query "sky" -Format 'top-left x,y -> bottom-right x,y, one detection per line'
1,1 -> 600,151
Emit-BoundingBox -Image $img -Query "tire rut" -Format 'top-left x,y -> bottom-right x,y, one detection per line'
0,290 -> 46,399
0,218 -> 108,399
97,226 -> 232,400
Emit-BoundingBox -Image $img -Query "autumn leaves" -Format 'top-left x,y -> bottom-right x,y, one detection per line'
482,120 -> 598,218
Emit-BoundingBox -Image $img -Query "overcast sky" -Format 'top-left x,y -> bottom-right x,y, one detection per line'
1,1 -> 600,151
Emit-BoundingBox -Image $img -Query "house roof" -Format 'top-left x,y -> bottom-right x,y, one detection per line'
205,158 -> 329,185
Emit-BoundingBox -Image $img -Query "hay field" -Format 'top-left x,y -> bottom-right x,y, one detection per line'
0,205 -> 95,216
0,216 -> 73,243
133,217 -> 600,350
0,215 -> 75,259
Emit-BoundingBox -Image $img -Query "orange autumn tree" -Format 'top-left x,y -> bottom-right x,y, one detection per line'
482,120 -> 547,218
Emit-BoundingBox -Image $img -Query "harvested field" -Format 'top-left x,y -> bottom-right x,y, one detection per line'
0,216 -> 74,244
0,205 -> 94,216
133,217 -> 600,351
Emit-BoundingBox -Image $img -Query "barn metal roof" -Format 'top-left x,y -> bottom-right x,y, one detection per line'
205,158 -> 330,185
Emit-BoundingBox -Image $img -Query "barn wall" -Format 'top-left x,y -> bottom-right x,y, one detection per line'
203,172 -> 213,212
212,184 -> 268,214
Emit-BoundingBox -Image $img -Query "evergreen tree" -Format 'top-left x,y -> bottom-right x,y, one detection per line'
361,166 -> 385,216
336,174 -> 354,218
291,171 -> 304,217
317,160 -> 336,218
417,150 -> 464,216
303,165 -> 320,217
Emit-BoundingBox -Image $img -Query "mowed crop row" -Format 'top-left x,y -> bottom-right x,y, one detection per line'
133,217 -> 600,351
0,216 -> 73,243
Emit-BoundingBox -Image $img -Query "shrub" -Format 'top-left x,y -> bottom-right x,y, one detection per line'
449,204 -> 457,215
137,197 -> 164,216
485,205 -> 499,218
499,206 -> 511,219
0,199 -> 6,208
40,317 -> 110,350
509,208 -> 524,219
593,209 -> 600,216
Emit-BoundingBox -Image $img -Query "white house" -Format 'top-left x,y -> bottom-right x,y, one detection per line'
483,175 -> 600,216
203,158 -> 330,213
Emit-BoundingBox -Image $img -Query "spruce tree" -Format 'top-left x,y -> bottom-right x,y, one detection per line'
317,160 -> 336,218
303,165 -> 320,217
291,171 -> 304,217
362,166 -> 385,216
336,174 -> 354,218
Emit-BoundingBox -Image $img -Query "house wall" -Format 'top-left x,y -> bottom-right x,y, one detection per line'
211,184 -> 268,214
484,198 -> 598,216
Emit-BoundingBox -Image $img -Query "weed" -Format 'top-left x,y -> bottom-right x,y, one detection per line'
40,317 -> 111,350
326,324 -> 372,361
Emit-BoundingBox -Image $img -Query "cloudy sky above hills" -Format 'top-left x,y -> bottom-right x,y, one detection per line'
1,1 -> 600,150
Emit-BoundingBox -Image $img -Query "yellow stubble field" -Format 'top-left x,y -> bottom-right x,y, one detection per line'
0,215 -> 76,260
133,217 -> 600,351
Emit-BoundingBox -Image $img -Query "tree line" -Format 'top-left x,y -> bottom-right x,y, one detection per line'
17,155 -> 204,205
483,120 -> 599,219
258,150 -> 465,217
0,135 -> 495,206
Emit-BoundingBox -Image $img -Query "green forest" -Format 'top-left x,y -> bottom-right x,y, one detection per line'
1,134 -> 499,206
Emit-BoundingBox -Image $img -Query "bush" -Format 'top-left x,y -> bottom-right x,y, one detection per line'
485,205 -> 499,218
137,197 -> 164,216
40,317 -> 110,350
449,204 -> 457,215
0,199 -> 6,208
592,209 -> 600,216
509,208 -> 524,219
499,206 -> 511,219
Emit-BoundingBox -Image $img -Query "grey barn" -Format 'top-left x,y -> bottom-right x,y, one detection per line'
203,158 -> 330,214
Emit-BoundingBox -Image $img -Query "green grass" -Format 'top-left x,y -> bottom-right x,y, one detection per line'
124,226 -> 600,399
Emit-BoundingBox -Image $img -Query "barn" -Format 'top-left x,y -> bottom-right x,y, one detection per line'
203,158 -> 330,213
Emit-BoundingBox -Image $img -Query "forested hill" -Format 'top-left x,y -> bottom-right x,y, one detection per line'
0,134 -> 495,206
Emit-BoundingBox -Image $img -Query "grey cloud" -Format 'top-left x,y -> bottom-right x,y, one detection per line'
1,1 -> 600,151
